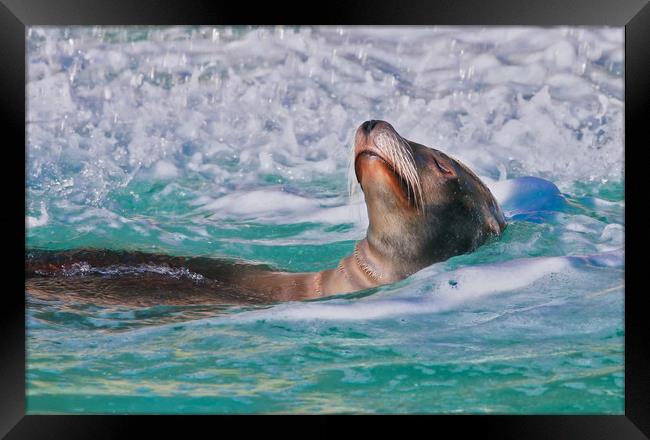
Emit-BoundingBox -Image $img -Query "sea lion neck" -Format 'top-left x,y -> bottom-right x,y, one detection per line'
355,237 -> 403,283
359,225 -> 435,282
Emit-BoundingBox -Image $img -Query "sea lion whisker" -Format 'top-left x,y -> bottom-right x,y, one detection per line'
372,130 -> 424,212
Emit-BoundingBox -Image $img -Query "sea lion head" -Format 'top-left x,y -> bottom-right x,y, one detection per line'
353,120 -> 507,276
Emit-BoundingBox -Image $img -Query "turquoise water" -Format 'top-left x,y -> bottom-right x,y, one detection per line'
26,26 -> 624,414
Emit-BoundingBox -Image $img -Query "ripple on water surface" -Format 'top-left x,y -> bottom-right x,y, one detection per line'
26,26 -> 623,414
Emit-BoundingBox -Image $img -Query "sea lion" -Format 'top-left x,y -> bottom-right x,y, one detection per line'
26,120 -> 506,306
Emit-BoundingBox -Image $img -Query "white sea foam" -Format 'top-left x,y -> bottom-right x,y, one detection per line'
186,175 -> 560,225
257,257 -> 570,322
27,26 -> 623,214
177,250 -> 621,323
26,201 -> 49,228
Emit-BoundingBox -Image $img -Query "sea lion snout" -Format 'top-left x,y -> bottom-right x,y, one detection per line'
361,119 -> 380,133
354,120 -> 423,208
354,119 -> 393,158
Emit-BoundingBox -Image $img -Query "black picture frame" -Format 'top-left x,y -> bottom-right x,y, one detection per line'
3,0 -> 648,437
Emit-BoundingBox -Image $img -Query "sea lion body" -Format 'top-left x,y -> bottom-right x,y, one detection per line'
25,242 -> 379,305
26,121 -> 506,306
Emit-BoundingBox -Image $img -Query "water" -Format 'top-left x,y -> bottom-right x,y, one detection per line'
26,26 -> 624,414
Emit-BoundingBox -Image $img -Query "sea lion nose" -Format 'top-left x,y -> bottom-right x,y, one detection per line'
362,120 -> 379,133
